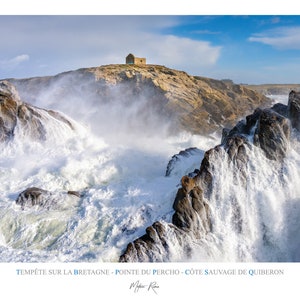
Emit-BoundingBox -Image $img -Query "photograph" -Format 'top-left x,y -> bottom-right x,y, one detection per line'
0,3 -> 298,298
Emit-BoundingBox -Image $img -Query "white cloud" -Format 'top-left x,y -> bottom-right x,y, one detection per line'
0,16 -> 222,77
144,35 -> 221,71
0,54 -> 29,69
248,26 -> 300,50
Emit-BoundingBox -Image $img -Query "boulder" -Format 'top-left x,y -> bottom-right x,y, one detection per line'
15,187 -> 54,210
15,187 -> 82,210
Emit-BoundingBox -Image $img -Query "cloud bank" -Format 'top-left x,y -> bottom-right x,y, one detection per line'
249,26 -> 300,50
0,16 -> 221,78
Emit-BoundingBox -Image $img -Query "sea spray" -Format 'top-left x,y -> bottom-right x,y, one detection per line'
1,80 -> 297,263
0,104 -> 213,262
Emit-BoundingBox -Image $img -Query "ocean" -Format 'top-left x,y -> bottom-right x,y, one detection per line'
0,92 -> 299,262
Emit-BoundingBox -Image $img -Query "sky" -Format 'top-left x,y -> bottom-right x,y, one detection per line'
1,13 -> 300,84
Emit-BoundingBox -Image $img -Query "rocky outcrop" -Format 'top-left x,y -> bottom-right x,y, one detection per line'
254,109 -> 290,161
16,187 -> 55,210
0,80 -> 74,143
0,81 -> 20,142
8,64 -> 271,136
119,90 -> 299,262
15,187 -> 81,210
288,90 -> 300,131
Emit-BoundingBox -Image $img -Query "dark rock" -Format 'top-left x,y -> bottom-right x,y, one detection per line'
196,146 -> 222,197
223,135 -> 250,182
120,171 -> 211,262
288,90 -> 300,131
223,106 -> 291,162
245,108 -> 263,134
172,186 -> 211,237
271,103 -> 288,118
16,188 -> 81,210
119,221 -> 189,262
254,109 -> 290,161
67,190 -> 81,197
15,187 -> 53,209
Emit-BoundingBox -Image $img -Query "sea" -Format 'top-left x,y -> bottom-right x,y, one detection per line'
0,91 -> 299,262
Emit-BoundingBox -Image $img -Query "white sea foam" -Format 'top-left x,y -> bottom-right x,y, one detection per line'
188,137 -> 300,262
0,98 -> 215,262
0,89 -> 299,262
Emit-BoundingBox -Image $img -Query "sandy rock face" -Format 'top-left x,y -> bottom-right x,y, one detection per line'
8,64 -> 271,136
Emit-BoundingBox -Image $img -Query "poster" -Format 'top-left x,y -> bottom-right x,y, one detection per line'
0,2 -> 299,299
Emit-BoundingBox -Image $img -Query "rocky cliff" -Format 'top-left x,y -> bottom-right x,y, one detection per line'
8,64 -> 271,136
119,90 -> 300,262
0,80 -> 74,143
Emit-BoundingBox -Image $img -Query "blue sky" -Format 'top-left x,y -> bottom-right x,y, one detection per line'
1,15 -> 300,84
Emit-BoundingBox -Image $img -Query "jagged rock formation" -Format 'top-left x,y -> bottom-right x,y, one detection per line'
119,90 -> 299,262
288,90 -> 300,131
0,80 -> 74,142
7,64 -> 271,135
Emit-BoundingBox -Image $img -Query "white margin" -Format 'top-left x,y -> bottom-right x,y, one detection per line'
1,0 -> 299,15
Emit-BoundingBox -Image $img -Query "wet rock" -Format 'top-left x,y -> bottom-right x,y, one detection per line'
254,109 -> 290,161
120,100 -> 295,262
15,187 -> 54,210
172,186 -> 211,237
271,103 -> 288,118
119,221 -> 189,262
67,190 -> 81,197
196,146 -> 222,197
15,188 -> 81,210
223,107 -> 290,162
288,90 -> 300,131
0,80 -> 75,143
17,104 -> 47,141
0,81 -> 19,141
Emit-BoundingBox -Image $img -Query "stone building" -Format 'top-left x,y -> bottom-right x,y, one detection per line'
126,53 -> 146,65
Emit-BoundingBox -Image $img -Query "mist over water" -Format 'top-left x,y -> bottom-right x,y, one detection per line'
0,78 -> 218,262
0,85 -> 299,262
16,73 -> 177,147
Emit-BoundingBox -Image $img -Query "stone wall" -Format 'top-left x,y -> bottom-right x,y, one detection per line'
126,53 -> 146,65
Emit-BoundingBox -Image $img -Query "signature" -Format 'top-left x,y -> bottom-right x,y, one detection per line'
129,280 -> 160,294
